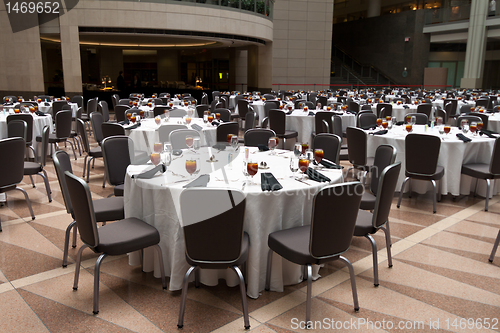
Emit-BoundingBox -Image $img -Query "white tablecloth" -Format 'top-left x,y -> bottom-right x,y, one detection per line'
370,103 -> 419,122
35,102 -> 78,117
124,147 -> 344,298
126,118 -> 216,154
486,113 -> 500,133
366,125 -> 498,197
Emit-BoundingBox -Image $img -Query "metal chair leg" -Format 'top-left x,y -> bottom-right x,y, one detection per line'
67,140 -> 77,160
485,179 -> 491,211
72,223 -> 77,247
86,157 -> 94,182
153,244 -> 167,289
40,171 -> 52,202
15,187 -> 34,220
380,225 -> 393,268
338,256 -> 359,312
489,229 -> 500,263
231,265 -> 250,330
62,220 -> 77,267
397,177 -> 410,208
177,265 -> 197,328
431,180 -> 437,213
305,264 -> 312,328
73,244 -> 88,290
29,175 -> 35,188
93,253 -> 107,314
365,234 -> 379,286
83,155 -> 89,178
265,249 -> 273,291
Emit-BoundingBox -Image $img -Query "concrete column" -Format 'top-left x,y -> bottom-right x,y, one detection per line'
59,8 -> 82,95
230,48 -> 248,92
247,44 -> 272,92
157,49 -> 179,84
367,0 -> 381,18
461,0 -> 488,89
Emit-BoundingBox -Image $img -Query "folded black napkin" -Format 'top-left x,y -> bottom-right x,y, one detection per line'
346,110 -> 357,115
480,129 -> 498,138
183,174 -> 210,188
395,121 -> 405,126
319,158 -> 343,169
124,122 -> 141,130
118,120 -> 129,125
403,105 -> 409,109
286,110 -> 293,115
211,121 -> 220,126
35,111 -> 46,116
258,144 -> 269,151
261,173 -> 283,191
44,102 -> 50,106
131,163 -> 167,179
308,111 -> 315,116
306,167 -> 331,182
191,124 -> 203,131
212,143 -> 226,150
371,130 -> 388,135
172,149 -> 183,156
456,133 -> 472,142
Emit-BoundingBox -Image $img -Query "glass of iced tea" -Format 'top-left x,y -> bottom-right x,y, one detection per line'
150,153 -> 161,166
301,143 -> 309,155
130,115 -> 136,123
477,121 -> 483,131
314,149 -> 324,165
444,125 -> 451,134
298,158 -> 309,177
215,113 -> 221,120
185,117 -> 192,125
185,136 -> 194,149
382,121 -> 388,129
207,114 -> 214,123
470,122 -> 477,135
154,142 -> 162,153
246,160 -> 258,184
376,118 -> 383,128
227,133 -> 234,143
405,124 -> 413,133
185,159 -> 197,176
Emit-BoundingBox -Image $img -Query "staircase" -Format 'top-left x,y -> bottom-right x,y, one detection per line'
331,46 -> 396,87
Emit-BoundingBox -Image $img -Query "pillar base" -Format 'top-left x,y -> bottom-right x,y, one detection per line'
460,77 -> 482,89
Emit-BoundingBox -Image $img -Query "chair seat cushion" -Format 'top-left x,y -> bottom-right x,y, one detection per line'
268,226 -> 338,265
93,197 -> 125,222
114,184 -> 124,196
89,147 -> 102,157
188,232 -> 250,269
462,163 -> 500,180
95,217 -> 160,255
406,165 -> 444,181
36,133 -> 66,143
24,162 -> 42,174
354,209 -> 376,236
359,191 -> 376,211
277,130 -> 298,139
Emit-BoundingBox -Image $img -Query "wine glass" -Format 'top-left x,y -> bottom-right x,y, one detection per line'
410,116 -> 416,126
444,125 -> 451,135
154,142 -> 162,153
289,157 -> 299,178
298,157 -> 309,179
155,116 -> 161,125
436,117 -> 443,126
231,135 -> 239,151
130,114 -> 137,124
268,137 -> 277,154
477,121 -> 484,132
185,136 -> 194,149
382,121 -> 388,129
193,138 -> 201,153
314,149 -> 324,167
470,122 -> 477,136
405,124 -> 413,133
185,159 -> 197,176
162,143 -> 172,166
293,143 -> 302,158
246,160 -> 258,184
406,115 -> 411,124
150,152 -> 161,166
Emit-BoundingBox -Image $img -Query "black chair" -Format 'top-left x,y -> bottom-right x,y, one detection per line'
361,104 -> 372,111
476,98 -> 489,108
36,110 -> 77,160
459,104 -> 473,114
237,99 -> 250,124
417,103 -> 433,119
333,115 -> 348,160
0,137 -> 35,231
346,126 -> 374,184
456,115 -> 482,129
195,104 -> 209,118
52,100 -> 68,117
461,137 -> 500,211
376,103 -> 392,118
313,133 -> 341,164
97,101 -> 112,123
380,106 -> 392,119
111,94 -> 119,110
101,136 -> 133,197
90,112 -> 104,146
76,117 -> 103,184
348,101 -> 360,112
490,229 -> 500,263
178,188 -> 250,329
65,171 -> 166,314
169,108 -> 187,118
268,109 -> 298,148
355,162 -> 401,286
444,99 -> 458,117
169,129 -> 200,150
360,145 -> 397,211
357,112 -> 377,129
405,113 -> 428,125
435,107 -> 448,124
118,98 -> 131,106
53,150 -> 124,267
153,105 -> 171,118
265,182 -> 362,325
114,105 -> 130,123
24,125 -> 52,202
216,122 -> 239,143
315,111 -> 334,135
72,95 -> 84,109
397,134 -> 444,213
7,114 -> 37,160
7,119 -> 27,140
101,122 -> 125,139
213,108 -> 231,122
244,128 -> 276,147
158,124 -> 188,143
470,112 -> 489,130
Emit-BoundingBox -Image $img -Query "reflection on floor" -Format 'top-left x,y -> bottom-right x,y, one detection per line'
0,136 -> 498,333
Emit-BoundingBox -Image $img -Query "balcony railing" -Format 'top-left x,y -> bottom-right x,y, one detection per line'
424,4 -> 471,25
112,0 -> 274,20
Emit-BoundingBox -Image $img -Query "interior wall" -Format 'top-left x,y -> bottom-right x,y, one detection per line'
158,49 -> 180,84
99,48 -> 124,86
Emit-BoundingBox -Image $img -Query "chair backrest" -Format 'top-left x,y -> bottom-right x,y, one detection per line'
212,91 -> 220,100
237,99 -> 249,119
317,95 -> 328,108
214,108 -> 231,122
313,133 -> 341,164
55,110 -> 73,139
196,104 -> 209,118
372,162 -> 401,229
268,109 -> 286,135
309,182 -> 363,259
7,119 -> 27,140
263,101 -> 278,119
101,122 -> 125,139
98,101 -> 110,122
180,188 -> 246,263
417,103 -> 433,118
460,104 -> 473,114
52,100 -> 68,115
376,103 -> 392,118
216,122 -> 239,143
52,150 -> 75,215
153,105 -> 171,118
244,128 -> 276,147
153,98 -> 163,106
470,112 -> 489,129
90,112 -> 104,145
346,126 -> 367,167
244,108 -> 256,132
114,105 -> 130,122
169,129 -> 201,149
476,98 -> 488,108
111,94 -> 119,110
370,144 -> 397,195
39,125 -> 50,167
101,136 -> 132,186
87,98 -> 98,113
405,134 -> 440,176
118,98 -> 131,106
64,171 -> 99,248
201,93 -> 208,105
158,124 -> 188,143
380,107 -> 392,119
405,112 -> 428,125
490,137 -> 500,175
263,93 -> 276,100
444,99 -> 457,115
76,119 -> 90,153
315,111 -> 334,135
456,115 -> 482,128
0,137 -> 26,188
169,108 -> 187,118
72,95 -> 84,108
361,104 -> 372,110
348,101 -> 360,112
332,115 -> 343,137
358,112 -> 377,129
7,114 -> 34,143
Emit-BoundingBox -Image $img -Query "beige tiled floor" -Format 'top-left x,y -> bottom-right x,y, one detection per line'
0,134 -> 498,332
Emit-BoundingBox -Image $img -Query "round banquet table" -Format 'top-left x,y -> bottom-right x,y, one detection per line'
126,118 -> 216,154
366,125 -> 499,197
431,99 -> 470,117
124,146 -> 344,298
370,103 -> 419,122
285,109 -> 356,144
485,113 -> 500,133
